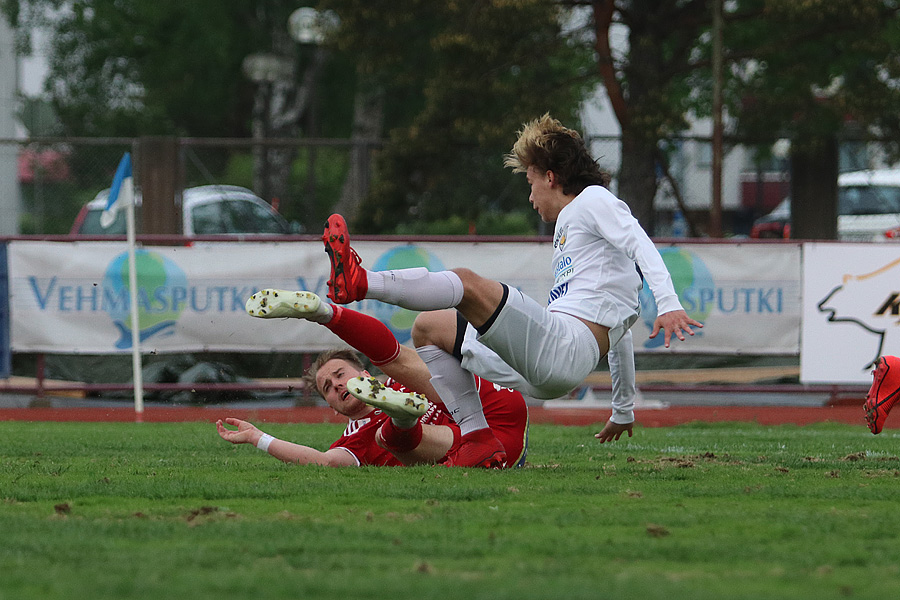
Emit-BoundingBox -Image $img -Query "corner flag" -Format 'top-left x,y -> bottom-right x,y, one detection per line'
101,152 -> 134,229
102,151 -> 144,418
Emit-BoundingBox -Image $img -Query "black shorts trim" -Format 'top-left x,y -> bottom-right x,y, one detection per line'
475,283 -> 509,336
452,312 -> 467,360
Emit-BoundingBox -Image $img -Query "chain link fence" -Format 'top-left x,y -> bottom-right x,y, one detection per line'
5,134 -> 898,238
3,136 -> 380,237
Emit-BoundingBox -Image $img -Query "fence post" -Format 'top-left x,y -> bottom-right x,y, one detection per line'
137,136 -> 181,234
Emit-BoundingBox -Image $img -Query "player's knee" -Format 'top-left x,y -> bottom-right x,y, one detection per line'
412,311 -> 442,347
450,268 -> 505,325
412,310 -> 456,351
450,267 -> 482,288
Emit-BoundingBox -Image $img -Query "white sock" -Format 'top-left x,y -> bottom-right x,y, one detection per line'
305,302 -> 334,324
367,268 -> 464,311
391,415 -> 418,429
417,345 -> 488,435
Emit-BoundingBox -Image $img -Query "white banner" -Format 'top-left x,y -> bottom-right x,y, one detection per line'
801,243 -> 900,384
631,243 -> 801,354
7,240 -> 555,354
8,240 -> 801,355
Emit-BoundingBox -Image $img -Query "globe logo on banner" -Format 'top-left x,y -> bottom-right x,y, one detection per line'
371,246 -> 445,344
103,250 -> 188,349
639,247 -> 712,349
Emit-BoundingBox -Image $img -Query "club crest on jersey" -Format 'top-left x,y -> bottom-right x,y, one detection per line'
554,224 -> 568,250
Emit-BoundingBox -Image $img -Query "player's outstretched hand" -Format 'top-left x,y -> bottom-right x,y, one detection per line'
595,420 -> 633,443
216,417 -> 262,445
649,309 -> 703,348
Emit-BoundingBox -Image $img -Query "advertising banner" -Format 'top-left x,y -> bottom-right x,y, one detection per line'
630,243 -> 801,354
801,243 -> 900,384
8,240 -> 800,356
7,240 -> 553,354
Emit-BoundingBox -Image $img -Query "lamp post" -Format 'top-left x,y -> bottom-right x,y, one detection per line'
286,8 -> 338,229
242,53 -> 293,202
242,8 -> 337,224
288,7 -> 338,45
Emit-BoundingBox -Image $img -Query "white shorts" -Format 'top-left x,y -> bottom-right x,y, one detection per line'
459,287 -> 602,399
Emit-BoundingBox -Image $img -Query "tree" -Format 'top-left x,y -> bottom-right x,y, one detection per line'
321,0 -> 596,233
8,0 -> 596,234
723,0 -> 900,239
4,0 -> 359,231
5,0 -> 301,137
583,0 -> 900,239
588,0 -> 713,234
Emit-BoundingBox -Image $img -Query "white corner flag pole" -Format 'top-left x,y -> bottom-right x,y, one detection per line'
103,152 -> 144,420
125,198 -> 144,418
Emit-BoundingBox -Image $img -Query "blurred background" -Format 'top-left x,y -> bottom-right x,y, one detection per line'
1,1 -> 899,405
2,1 -> 898,240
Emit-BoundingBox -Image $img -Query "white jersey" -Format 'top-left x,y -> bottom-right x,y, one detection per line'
547,185 -> 682,328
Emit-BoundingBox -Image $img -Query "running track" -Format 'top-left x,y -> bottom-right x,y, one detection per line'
0,404 -> 885,429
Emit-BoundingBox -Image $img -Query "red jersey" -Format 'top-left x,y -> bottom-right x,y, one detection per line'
329,376 -> 528,467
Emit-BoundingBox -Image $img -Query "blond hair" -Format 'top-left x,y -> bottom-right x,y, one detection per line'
504,113 -> 610,195
303,349 -> 366,395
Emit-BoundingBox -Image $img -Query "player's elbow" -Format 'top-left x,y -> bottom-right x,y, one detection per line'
317,449 -> 358,468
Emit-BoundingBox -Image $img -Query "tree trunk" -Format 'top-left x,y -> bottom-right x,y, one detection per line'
790,135 -> 838,240
618,131 -> 659,234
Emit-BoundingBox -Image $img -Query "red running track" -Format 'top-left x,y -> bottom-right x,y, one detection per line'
0,404 -> 883,429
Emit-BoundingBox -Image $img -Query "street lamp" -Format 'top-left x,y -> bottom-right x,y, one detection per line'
288,7 -> 339,45
242,8 -> 338,225
242,53 -> 294,202
285,8 -> 339,227
242,53 -> 293,84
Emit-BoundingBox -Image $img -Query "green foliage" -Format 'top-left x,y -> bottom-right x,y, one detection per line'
288,146 -> 350,229
394,210 -> 538,236
11,0 -> 588,232
13,0 -> 900,236
222,153 -> 255,189
322,0 -> 596,232
723,0 -> 900,146
8,0 -> 311,137
18,182 -> 79,234
2,421 -> 900,599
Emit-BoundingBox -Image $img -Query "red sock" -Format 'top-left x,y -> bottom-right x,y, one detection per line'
377,419 -> 423,453
325,306 -> 401,366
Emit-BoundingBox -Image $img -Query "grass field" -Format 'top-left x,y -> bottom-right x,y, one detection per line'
2,420 -> 900,600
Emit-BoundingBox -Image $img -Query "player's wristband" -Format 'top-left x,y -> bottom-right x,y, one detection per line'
256,433 -> 275,452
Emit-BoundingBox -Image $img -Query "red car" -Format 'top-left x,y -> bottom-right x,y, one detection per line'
749,198 -> 790,239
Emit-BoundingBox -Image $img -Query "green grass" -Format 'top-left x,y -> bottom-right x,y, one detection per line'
2,421 -> 899,600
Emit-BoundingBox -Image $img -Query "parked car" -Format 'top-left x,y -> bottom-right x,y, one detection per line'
750,168 -> 900,241
70,184 -> 299,236
749,197 -> 791,239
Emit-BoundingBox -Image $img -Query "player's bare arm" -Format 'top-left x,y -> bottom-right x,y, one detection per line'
217,418 -> 357,467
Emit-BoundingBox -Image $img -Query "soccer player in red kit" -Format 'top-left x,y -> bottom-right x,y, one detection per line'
217,291 -> 527,468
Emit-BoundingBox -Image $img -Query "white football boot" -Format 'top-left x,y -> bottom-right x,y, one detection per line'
245,289 -> 329,320
346,376 -> 431,420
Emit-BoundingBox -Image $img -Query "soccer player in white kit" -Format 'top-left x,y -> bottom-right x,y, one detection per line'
323,113 -> 702,468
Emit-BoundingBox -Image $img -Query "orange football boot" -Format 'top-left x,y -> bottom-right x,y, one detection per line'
864,355 -> 900,434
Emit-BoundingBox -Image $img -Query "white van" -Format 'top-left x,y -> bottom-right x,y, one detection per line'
837,168 -> 900,241
70,184 -> 298,236
751,168 -> 900,240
